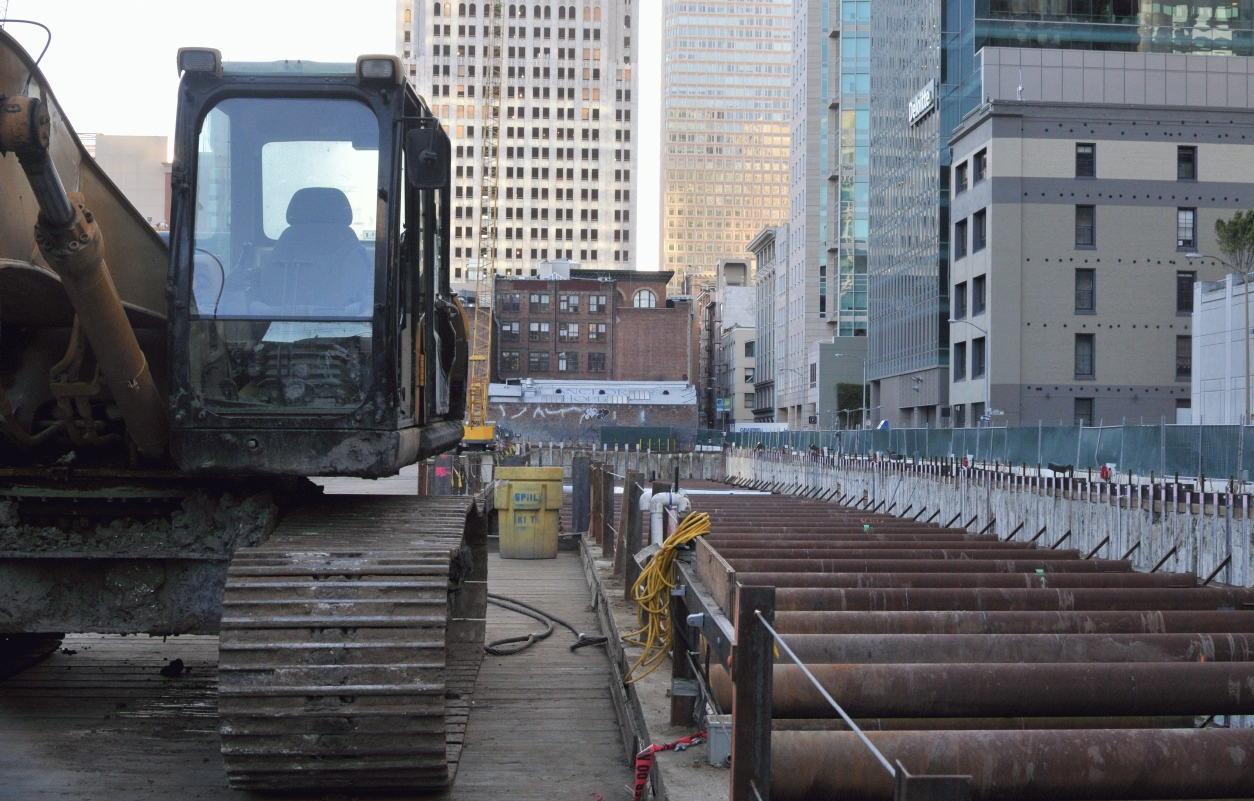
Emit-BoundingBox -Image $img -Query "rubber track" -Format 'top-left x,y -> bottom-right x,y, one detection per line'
218,495 -> 483,792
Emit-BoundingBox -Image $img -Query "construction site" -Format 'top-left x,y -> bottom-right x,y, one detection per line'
5,14 -> 1254,801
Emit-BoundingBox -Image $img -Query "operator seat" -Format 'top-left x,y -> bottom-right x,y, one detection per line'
252,187 -> 373,317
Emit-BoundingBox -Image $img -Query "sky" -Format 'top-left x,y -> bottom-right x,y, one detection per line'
2,0 -> 662,269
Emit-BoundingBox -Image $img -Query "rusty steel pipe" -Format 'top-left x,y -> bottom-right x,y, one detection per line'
712,541 -> 1042,553
734,571 -> 1193,590
719,547 -> 1088,560
712,661 -> 1254,718
780,632 -> 1254,664
774,716 -> 1196,731
771,610 -> 1254,635
770,728 -> 1254,800
726,558 -> 1130,574
774,586 -> 1254,612
707,532 -> 1000,542
0,96 -> 167,457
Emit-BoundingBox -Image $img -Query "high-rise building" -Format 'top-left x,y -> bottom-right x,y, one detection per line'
660,0 -> 791,287
867,0 -> 1254,428
396,0 -> 639,290
770,0 -> 865,430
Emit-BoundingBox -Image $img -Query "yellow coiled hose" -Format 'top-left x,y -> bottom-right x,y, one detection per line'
622,510 -> 710,684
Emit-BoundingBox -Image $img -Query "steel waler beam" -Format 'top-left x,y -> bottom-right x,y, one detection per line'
771,610 -> 1254,635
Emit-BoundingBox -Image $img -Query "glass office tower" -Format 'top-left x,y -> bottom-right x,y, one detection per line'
868,0 -> 1254,426
834,0 -> 869,337
661,0 -> 792,287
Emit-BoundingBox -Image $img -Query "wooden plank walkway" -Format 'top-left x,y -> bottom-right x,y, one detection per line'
438,552 -> 633,801
0,547 -> 630,800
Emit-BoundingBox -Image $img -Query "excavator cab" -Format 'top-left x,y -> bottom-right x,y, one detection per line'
167,51 -> 467,476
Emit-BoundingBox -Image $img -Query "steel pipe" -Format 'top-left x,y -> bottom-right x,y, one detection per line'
780,632 -> 1254,664
713,662 -> 1254,718
771,728 -> 1254,800
734,571 -> 1193,590
775,586 -> 1254,612
771,610 -> 1254,635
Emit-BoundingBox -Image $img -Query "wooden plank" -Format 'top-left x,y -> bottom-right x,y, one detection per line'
696,536 -> 737,614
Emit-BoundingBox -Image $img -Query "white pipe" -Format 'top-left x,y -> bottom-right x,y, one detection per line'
648,491 -> 691,545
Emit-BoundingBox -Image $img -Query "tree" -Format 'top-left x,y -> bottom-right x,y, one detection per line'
1215,211 -> 1254,424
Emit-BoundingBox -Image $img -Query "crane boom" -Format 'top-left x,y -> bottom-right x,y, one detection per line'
463,1 -> 504,447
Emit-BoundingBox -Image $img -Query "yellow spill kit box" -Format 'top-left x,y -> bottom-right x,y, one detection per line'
494,466 -> 563,559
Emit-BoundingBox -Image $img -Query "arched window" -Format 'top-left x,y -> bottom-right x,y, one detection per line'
624,14 -> 630,26
518,4 -> 526,15
592,6 -> 600,20
469,3 -> 476,15
445,2 -> 452,15
458,2 -> 466,15
633,289 -> 656,309
509,3 -> 515,15
534,5 -> 541,17
558,6 -> 565,18
543,5 -> 551,18
582,5 -> 591,19
405,7 -> 413,21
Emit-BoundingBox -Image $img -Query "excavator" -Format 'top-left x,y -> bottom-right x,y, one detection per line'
0,28 -> 488,792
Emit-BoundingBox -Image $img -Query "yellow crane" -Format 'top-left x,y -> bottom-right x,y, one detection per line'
463,0 -> 504,448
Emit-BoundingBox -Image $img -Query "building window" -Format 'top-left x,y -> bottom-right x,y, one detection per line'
1178,146 -> 1197,181
953,281 -> 967,320
1175,335 -> 1192,380
529,293 -> 550,313
633,289 -> 656,308
953,403 -> 966,428
528,351 -> 550,371
558,322 -> 580,342
809,363 -> 818,388
588,294 -> 607,313
972,275 -> 986,316
588,322 -> 606,343
973,149 -> 987,183
1177,270 -> 1196,314
558,351 -> 579,372
501,350 -> 521,371
587,352 -> 606,372
971,337 -> 986,379
1075,397 -> 1094,427
1177,208 -> 1196,249
558,294 -> 581,312
954,161 -> 968,194
745,340 -> 755,358
954,218 -> 967,259
1075,268 -> 1095,313
501,321 -> 521,341
972,209 -> 986,252
953,341 -> 966,382
1075,334 -> 1095,379
744,393 -> 754,409
1075,205 -> 1095,248
499,293 -> 521,313
1075,143 -> 1095,178
528,321 -> 550,342
744,367 -> 755,383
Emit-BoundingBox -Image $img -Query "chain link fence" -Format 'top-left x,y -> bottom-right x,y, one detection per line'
707,425 -> 1254,480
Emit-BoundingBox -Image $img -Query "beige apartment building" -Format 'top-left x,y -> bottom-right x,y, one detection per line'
945,49 -> 1254,428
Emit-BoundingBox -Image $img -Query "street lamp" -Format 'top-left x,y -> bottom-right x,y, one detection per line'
949,318 -> 992,427
1188,252 -> 1245,425
827,353 -> 867,428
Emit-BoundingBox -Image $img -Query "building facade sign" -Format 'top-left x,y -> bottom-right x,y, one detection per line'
908,79 -> 936,126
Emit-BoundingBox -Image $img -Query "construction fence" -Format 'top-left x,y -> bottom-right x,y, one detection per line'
715,424 -> 1253,481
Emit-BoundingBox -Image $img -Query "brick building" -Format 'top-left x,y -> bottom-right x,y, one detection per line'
494,269 -> 690,382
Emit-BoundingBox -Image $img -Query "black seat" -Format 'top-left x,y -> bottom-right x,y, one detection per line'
252,187 -> 373,317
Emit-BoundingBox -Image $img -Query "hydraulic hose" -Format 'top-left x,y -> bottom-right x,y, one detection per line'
485,592 -> 608,656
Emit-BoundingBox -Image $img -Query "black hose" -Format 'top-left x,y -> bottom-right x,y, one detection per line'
484,592 -> 608,656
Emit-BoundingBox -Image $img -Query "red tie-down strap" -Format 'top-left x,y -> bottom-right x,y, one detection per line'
633,732 -> 707,801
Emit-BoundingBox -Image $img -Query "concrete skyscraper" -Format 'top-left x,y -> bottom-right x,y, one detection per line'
396,0 -> 639,288
660,0 -> 791,287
